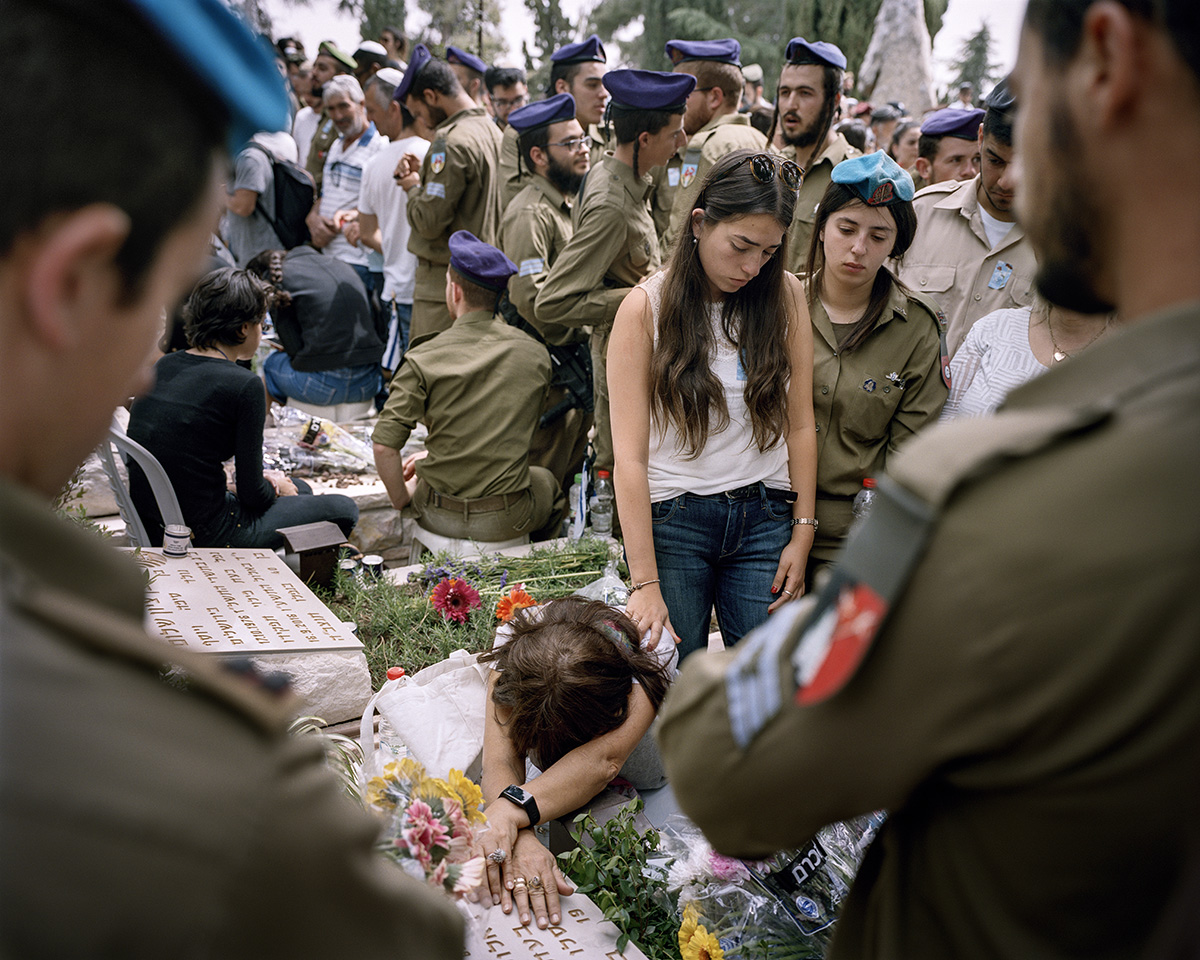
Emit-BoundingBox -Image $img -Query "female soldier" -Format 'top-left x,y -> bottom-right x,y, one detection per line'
804,152 -> 948,586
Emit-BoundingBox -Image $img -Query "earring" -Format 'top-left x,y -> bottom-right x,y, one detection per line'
692,235 -> 698,245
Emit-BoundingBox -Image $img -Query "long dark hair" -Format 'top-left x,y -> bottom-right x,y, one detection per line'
479,598 -> 671,770
804,181 -> 917,353
651,149 -> 796,457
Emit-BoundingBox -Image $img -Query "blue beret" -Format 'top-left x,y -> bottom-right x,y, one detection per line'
784,37 -> 847,71
551,34 -> 606,64
604,69 -> 696,112
449,231 -> 517,291
984,76 -> 1015,113
126,0 -> 290,153
920,107 -> 984,139
446,45 -> 488,74
665,38 -> 741,66
832,151 -> 915,206
393,43 -> 432,103
508,93 -> 576,133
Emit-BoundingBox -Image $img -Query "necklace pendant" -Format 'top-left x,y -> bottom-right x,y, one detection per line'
1053,350 -> 1068,362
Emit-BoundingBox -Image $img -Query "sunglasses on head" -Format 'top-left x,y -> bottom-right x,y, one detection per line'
709,153 -> 802,191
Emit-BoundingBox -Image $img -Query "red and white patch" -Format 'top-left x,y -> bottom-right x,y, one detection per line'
681,163 -> 698,188
430,151 -> 446,175
794,582 -> 887,705
868,181 -> 894,205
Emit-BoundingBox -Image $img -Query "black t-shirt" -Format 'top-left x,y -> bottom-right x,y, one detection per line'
128,352 -> 274,540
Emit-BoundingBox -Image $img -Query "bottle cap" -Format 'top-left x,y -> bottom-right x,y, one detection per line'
597,469 -> 611,478
863,478 -> 876,489
386,667 -> 406,680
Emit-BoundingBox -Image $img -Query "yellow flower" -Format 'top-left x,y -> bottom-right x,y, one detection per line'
678,902 -> 699,956
448,769 -> 486,823
681,926 -> 724,960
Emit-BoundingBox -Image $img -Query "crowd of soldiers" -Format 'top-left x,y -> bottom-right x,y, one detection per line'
222,27 -> 1034,545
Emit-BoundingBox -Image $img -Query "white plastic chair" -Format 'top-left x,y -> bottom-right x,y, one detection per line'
96,415 -> 187,548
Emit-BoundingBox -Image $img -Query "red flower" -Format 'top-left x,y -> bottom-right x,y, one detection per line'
430,577 -> 481,624
496,585 -> 537,622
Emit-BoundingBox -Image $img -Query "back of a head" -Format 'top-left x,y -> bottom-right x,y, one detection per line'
411,56 -> 462,99
183,268 -> 269,349
3,0 -> 232,295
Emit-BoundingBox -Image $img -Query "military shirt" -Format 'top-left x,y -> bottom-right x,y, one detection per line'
0,476 -> 464,959
498,122 -> 526,208
497,175 -> 585,347
658,301 -> 1200,959
807,285 -> 948,559
898,175 -> 1037,358
535,154 -> 660,333
664,113 -> 767,251
372,309 -> 551,498
406,106 -> 503,265
648,155 -> 682,252
304,109 -> 339,194
776,132 -> 860,275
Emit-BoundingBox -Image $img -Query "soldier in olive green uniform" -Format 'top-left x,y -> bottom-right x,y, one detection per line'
660,4 -> 1200,956
0,4 -> 463,957
770,37 -> 860,274
498,94 -> 593,493
536,69 -> 694,479
662,39 -> 768,252
392,45 -> 503,343
648,153 -> 682,252
305,42 -> 357,193
373,232 -> 563,541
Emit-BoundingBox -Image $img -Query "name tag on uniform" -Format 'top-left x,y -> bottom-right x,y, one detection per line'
667,167 -> 680,186
519,257 -> 544,277
425,182 -> 446,198
988,261 -> 1014,290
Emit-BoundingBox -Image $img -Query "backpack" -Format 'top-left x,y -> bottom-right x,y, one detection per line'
246,142 -> 315,250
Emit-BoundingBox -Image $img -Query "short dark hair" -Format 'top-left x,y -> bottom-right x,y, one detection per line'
485,65 -> 526,93
448,266 -> 501,310
518,125 -> 551,173
2,0 -> 226,299
835,118 -> 869,152
410,57 -> 461,98
982,105 -> 1014,146
548,60 -> 586,97
917,132 -> 942,161
612,106 -> 681,178
183,269 -> 269,350
1025,0 -> 1199,84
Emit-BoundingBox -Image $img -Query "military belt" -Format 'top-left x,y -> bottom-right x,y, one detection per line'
426,487 -> 527,513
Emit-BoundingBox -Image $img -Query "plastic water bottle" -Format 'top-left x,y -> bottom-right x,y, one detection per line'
852,478 -> 877,520
591,470 -> 614,537
567,473 -> 585,540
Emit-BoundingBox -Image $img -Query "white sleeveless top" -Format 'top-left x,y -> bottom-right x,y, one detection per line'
642,271 -> 791,502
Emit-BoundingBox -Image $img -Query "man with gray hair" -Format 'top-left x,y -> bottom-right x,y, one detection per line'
305,74 -> 386,293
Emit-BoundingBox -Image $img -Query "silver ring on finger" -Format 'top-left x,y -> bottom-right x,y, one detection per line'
488,849 -> 508,864
528,876 -> 543,890
512,877 -> 528,890
783,588 -> 794,597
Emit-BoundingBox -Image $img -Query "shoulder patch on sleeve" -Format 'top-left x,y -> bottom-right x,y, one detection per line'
518,257 -> 545,277
425,182 -> 446,198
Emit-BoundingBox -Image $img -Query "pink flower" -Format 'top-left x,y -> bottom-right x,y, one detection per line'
442,796 -> 473,841
454,856 -> 486,894
402,798 -> 451,863
430,577 -> 482,624
709,851 -> 750,882
429,860 -> 449,889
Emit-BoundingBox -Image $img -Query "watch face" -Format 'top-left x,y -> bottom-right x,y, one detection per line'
505,785 -> 530,803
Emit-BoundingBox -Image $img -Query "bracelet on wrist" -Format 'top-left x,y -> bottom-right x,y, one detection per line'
630,578 -> 661,593
790,517 -> 818,531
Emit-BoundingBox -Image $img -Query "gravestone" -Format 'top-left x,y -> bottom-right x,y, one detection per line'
858,0 -> 937,116
129,547 -> 372,722
461,893 -> 650,959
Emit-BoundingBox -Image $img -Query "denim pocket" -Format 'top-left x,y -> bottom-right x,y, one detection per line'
764,496 -> 793,522
650,497 -> 680,525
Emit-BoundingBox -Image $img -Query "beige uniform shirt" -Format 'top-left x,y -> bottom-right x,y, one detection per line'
808,285 -> 948,559
648,157 -> 681,253
664,112 -> 767,251
373,309 -> 551,498
497,175 -> 584,347
658,302 -> 1200,959
898,175 -> 1037,358
498,122 -> 525,208
406,106 -> 503,266
777,132 -> 860,274
0,476 -> 464,959
535,154 -> 660,334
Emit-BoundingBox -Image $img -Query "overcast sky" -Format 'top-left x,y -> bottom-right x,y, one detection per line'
262,0 -> 1025,94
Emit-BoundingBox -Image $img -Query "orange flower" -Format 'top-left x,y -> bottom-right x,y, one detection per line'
495,585 -> 537,622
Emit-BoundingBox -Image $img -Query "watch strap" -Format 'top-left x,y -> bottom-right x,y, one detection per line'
499,784 -> 540,826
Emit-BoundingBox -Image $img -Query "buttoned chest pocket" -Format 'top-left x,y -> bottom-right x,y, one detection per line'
1004,271 -> 1034,309
843,375 -> 906,444
909,264 -> 956,298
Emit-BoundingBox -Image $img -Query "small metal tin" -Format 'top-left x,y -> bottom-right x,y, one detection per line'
162,524 -> 191,558
362,554 -> 384,579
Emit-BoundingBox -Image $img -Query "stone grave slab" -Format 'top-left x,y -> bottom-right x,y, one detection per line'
461,891 -> 650,959
127,547 -> 372,723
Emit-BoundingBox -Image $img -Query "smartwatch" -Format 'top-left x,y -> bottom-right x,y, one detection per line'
499,784 -> 540,826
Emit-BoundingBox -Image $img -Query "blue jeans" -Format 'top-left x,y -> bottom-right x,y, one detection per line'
198,479 -> 359,550
650,482 -> 793,661
262,351 -> 382,406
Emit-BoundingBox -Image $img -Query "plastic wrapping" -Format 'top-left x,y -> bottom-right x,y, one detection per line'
263,404 -> 375,476
572,560 -> 629,607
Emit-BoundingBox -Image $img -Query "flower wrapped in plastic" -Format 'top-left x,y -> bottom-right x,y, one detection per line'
658,811 -> 887,959
365,757 -> 487,896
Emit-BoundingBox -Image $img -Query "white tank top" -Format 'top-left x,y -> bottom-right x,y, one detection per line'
642,271 -> 791,502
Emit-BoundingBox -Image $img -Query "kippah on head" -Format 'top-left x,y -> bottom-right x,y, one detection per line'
742,63 -> 764,83
551,34 -> 606,64
448,230 -> 518,290
353,41 -> 389,67
392,42 -> 432,102
508,92 -> 576,133
784,37 -> 847,71
604,68 -> 696,112
832,150 -> 915,206
446,45 -> 488,73
123,0 -> 290,150
374,66 -> 403,88
665,38 -> 741,66
920,106 -> 984,139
